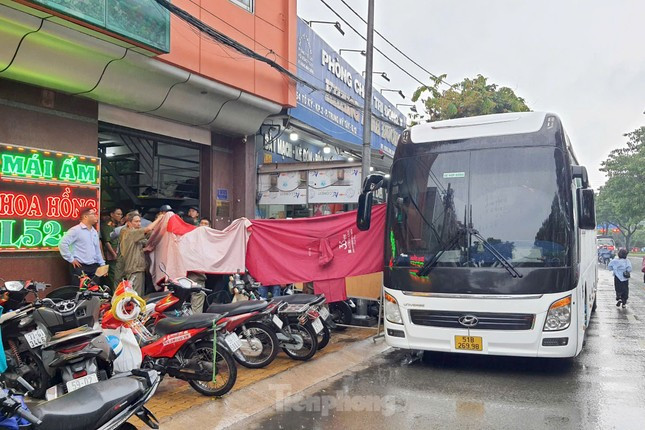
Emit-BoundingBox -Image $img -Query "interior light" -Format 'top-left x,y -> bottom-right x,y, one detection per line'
347,157 -> 354,162
289,132 -> 299,142
323,145 -> 331,154
384,174 -> 391,178
369,166 -> 374,172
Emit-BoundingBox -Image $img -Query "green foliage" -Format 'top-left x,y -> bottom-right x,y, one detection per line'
411,74 -> 530,122
596,126 -> 645,249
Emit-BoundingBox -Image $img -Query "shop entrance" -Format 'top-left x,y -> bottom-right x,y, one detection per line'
98,123 -> 201,218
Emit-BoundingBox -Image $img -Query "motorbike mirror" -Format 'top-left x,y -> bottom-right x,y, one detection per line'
4,281 -> 24,292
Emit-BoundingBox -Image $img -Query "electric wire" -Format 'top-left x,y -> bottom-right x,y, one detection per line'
335,0 -> 453,88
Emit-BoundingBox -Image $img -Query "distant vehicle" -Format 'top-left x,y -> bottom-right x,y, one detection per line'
357,112 -> 597,359
596,236 -> 616,259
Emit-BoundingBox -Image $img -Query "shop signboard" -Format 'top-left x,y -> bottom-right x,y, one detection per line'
292,19 -> 406,157
258,172 -> 307,205
308,168 -> 361,204
258,167 -> 361,205
0,144 -> 100,252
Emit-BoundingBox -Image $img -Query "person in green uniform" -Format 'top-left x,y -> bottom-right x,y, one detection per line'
119,211 -> 162,296
100,207 -> 122,288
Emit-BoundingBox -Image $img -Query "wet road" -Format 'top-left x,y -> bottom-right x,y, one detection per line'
230,260 -> 645,430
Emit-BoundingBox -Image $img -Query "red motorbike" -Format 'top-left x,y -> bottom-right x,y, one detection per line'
143,276 -> 280,369
102,304 -> 237,396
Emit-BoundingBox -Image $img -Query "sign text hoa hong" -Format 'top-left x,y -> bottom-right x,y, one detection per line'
0,144 -> 100,252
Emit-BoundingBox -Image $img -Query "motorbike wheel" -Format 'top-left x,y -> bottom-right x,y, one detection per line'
18,351 -> 51,399
317,325 -> 331,350
281,322 -> 318,361
329,301 -> 352,331
235,322 -> 279,369
187,341 -> 237,397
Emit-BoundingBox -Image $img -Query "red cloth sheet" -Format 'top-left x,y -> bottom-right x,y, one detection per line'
246,205 -> 386,292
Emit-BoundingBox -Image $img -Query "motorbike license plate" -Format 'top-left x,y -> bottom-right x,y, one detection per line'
66,373 -> 99,393
311,317 -> 324,334
454,336 -> 483,351
225,333 -> 243,352
319,306 -> 330,320
272,314 -> 284,329
24,329 -> 47,348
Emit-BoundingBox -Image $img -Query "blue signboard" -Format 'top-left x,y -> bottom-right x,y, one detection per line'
292,19 -> 406,157
216,189 -> 228,200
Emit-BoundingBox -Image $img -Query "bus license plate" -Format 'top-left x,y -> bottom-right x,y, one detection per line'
66,373 -> 98,393
455,336 -> 483,351
24,329 -> 47,348
225,333 -> 242,352
311,318 -> 324,334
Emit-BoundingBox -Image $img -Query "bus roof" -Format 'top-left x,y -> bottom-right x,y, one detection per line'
409,112 -> 556,144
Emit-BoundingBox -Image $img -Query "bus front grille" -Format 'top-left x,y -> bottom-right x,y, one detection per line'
409,310 -> 535,330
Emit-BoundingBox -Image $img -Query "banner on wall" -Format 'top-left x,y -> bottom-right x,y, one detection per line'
308,167 -> 361,204
0,143 -> 100,251
257,172 -> 307,205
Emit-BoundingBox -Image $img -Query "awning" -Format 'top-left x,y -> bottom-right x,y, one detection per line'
0,4 -> 281,136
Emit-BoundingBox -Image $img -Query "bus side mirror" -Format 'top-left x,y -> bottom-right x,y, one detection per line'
577,188 -> 596,229
357,191 -> 374,231
571,165 -> 589,188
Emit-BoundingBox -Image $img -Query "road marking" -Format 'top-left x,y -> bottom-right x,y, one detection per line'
626,314 -> 638,323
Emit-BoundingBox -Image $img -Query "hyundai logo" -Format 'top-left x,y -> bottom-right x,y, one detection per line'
458,315 -> 479,328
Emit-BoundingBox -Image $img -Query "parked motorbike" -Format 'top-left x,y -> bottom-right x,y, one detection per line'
32,290 -> 116,400
144,272 -> 280,369
218,280 -> 323,359
0,280 -> 51,398
0,369 -> 160,430
102,301 -> 237,397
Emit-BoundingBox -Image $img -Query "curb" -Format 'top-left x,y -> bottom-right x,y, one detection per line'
161,335 -> 391,429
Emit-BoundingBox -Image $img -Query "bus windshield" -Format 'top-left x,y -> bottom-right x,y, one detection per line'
388,146 -> 571,272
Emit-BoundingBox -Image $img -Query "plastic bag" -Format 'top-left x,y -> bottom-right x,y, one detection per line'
104,327 -> 142,373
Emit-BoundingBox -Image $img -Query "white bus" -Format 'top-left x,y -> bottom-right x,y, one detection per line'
358,112 -> 597,358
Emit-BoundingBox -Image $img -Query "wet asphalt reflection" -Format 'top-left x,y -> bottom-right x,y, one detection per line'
231,259 -> 645,430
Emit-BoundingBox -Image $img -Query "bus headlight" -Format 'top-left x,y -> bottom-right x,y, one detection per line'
384,292 -> 403,324
543,296 -> 571,331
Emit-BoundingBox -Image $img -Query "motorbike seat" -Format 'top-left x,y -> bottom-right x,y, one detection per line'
155,313 -> 223,336
277,294 -> 323,305
206,300 -> 268,316
143,291 -> 170,304
31,376 -> 144,430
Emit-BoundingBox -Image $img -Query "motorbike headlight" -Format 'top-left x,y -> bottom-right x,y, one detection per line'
543,295 -> 571,331
384,292 -> 403,325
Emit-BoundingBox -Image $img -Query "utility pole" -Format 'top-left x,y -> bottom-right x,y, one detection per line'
356,0 -> 375,322
361,0 -> 375,184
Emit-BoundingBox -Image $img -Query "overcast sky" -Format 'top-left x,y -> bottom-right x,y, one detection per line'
297,0 -> 645,187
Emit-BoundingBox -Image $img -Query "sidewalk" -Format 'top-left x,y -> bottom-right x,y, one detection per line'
136,327 -> 390,428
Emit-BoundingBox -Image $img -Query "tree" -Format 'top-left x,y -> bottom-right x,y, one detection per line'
596,126 -> 645,249
411,74 -> 530,122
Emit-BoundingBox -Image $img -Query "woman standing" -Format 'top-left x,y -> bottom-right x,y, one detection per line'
608,248 -> 632,309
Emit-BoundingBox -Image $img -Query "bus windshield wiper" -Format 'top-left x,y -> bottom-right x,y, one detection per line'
416,229 -> 464,277
467,228 -> 523,278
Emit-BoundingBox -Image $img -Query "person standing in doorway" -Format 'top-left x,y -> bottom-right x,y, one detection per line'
119,211 -> 162,296
59,207 -> 105,286
100,207 -> 122,288
608,248 -> 632,309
